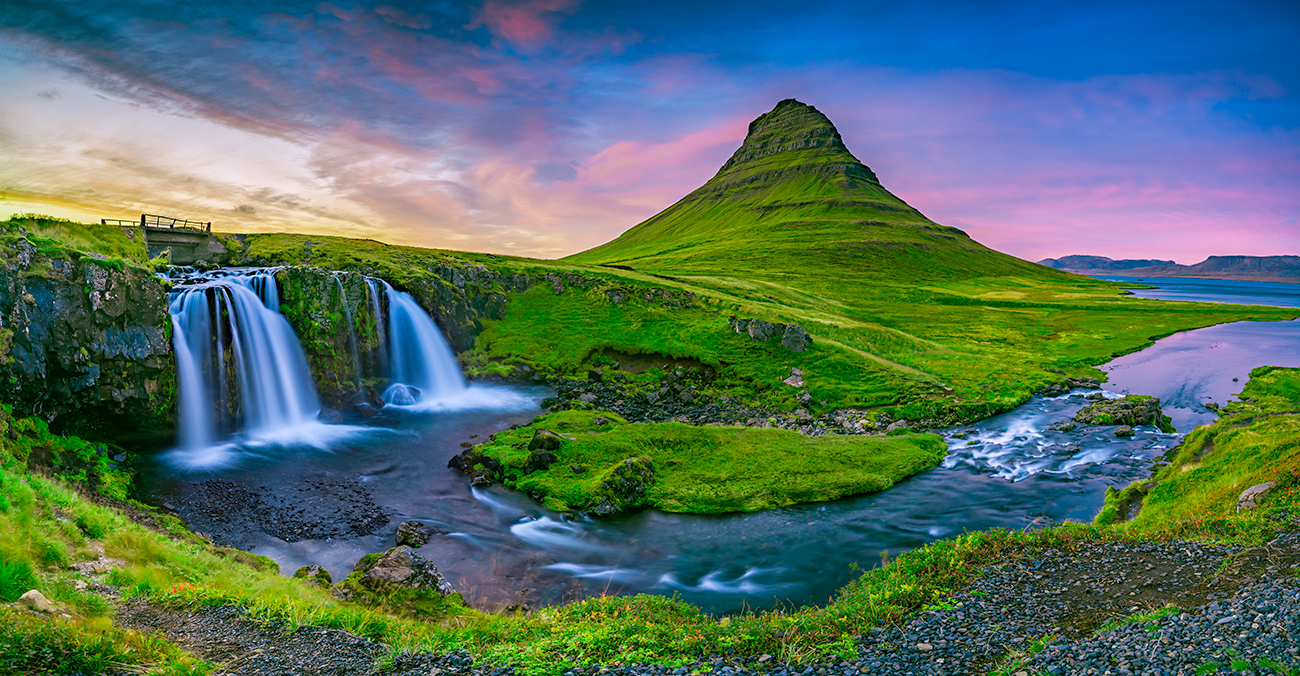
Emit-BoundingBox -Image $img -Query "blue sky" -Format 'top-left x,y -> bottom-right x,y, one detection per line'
1,0 -> 1296,259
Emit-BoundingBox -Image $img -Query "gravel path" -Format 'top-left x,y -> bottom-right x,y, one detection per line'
110,534 -> 1300,675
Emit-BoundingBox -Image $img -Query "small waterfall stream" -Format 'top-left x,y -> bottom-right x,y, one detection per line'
376,280 -> 467,407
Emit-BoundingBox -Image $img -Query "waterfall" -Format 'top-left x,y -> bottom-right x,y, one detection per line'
169,270 -> 322,454
365,278 -> 389,377
376,280 -> 466,406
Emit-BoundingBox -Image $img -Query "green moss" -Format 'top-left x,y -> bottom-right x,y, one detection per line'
474,410 -> 948,514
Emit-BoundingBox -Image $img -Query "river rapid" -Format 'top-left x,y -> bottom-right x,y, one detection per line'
138,276 -> 1300,615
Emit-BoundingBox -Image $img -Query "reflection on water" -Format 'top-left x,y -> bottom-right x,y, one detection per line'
1090,275 -> 1300,308
141,278 -> 1300,614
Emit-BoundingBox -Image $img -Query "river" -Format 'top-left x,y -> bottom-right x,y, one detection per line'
138,275 -> 1300,615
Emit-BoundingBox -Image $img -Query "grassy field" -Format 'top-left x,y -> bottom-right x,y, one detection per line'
1,367 -> 1298,673
468,410 -> 947,513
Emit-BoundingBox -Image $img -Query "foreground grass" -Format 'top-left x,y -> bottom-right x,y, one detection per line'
471,410 -> 947,513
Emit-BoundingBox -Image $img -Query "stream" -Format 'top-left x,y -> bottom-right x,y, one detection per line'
138,275 -> 1300,615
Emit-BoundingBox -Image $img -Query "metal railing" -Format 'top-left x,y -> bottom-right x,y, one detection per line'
102,214 -> 212,232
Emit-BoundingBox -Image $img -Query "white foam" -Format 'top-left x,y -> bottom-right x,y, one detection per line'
654,567 -> 784,595
510,516 -> 608,552
543,563 -> 642,582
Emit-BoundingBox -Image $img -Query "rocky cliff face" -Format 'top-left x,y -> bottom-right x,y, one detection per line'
0,240 -> 174,446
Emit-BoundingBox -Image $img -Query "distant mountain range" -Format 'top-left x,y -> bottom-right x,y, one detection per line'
1038,255 -> 1300,283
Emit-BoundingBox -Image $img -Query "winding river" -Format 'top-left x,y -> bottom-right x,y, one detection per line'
138,276 -> 1300,615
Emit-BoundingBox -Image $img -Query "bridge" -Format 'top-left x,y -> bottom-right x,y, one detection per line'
103,214 -> 227,265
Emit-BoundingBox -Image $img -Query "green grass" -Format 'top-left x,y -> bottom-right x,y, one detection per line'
472,409 -> 947,513
1,213 -> 149,265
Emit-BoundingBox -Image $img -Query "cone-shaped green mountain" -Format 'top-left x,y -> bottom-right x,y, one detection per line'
568,99 -> 1048,283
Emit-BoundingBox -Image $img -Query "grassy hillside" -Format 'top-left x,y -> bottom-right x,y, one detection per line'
0,213 -> 150,267
230,102 -> 1296,426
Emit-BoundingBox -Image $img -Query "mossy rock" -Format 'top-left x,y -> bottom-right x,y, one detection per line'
332,546 -> 466,619
1073,395 -> 1173,432
293,564 -> 333,587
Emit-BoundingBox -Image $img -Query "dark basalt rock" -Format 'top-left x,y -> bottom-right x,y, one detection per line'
0,243 -> 174,446
527,428 -> 563,451
587,456 -> 655,516
728,316 -> 813,352
395,520 -> 439,548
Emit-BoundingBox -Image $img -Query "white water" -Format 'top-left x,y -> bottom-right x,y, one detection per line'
167,271 -> 355,467
377,280 -> 467,408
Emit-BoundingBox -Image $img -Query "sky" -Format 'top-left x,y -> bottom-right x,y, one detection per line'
0,0 -> 1297,262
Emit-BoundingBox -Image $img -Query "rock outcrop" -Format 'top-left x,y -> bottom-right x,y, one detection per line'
1073,395 -> 1173,432
728,316 -> 813,352
0,241 -> 173,444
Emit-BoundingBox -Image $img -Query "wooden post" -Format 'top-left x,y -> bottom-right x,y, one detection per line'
140,214 -> 146,228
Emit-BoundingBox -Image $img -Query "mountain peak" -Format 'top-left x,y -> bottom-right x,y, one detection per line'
712,99 -> 878,183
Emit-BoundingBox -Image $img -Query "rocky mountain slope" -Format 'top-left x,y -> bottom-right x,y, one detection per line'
1040,254 -> 1300,283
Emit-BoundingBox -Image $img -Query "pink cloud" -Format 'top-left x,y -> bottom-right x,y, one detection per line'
468,0 -> 580,50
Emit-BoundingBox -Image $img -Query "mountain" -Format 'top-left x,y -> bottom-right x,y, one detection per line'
1038,255 -> 1175,271
1039,254 -> 1300,283
567,99 -> 1056,283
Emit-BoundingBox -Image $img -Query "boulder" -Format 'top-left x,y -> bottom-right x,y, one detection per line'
885,420 -> 910,434
1237,482 -> 1275,513
293,564 -> 333,587
528,429 -> 563,452
587,368 -> 604,382
783,374 -> 805,388
780,324 -> 812,352
1115,426 -> 1135,437
17,589 -> 52,613
395,520 -> 438,547
747,320 -> 779,342
359,546 -> 457,598
317,407 -> 344,424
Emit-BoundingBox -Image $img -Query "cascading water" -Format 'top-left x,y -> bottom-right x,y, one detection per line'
168,269 -> 327,463
375,279 -> 467,406
334,276 -> 362,391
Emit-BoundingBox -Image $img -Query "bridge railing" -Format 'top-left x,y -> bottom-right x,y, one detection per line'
102,214 -> 212,232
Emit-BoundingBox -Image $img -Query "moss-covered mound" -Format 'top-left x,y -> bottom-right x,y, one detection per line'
454,410 -> 948,514
1072,394 -> 1174,432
